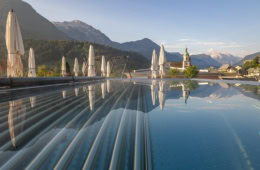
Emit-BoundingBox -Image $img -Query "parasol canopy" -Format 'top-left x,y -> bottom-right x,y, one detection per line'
151,49 -> 158,78
73,58 -> 79,77
28,48 -> 36,77
101,56 -> 106,77
106,61 -> 111,78
82,61 -> 87,76
6,10 -> 25,77
88,45 -> 96,77
159,45 -> 166,78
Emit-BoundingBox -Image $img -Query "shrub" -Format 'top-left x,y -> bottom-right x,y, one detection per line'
37,65 -> 49,77
184,65 -> 199,78
242,56 -> 260,73
169,68 -> 179,78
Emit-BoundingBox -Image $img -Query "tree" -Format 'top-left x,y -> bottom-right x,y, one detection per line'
169,68 -> 179,78
37,65 -> 48,77
0,59 -> 7,76
242,56 -> 260,72
66,62 -> 71,75
183,65 -> 199,78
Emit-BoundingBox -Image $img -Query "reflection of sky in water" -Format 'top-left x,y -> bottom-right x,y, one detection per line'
0,80 -> 259,170
149,81 -> 260,170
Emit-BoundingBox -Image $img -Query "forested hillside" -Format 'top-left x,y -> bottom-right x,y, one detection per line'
0,40 -> 150,76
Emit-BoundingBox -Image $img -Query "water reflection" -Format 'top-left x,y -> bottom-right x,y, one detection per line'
151,80 -> 158,106
0,80 -> 259,170
101,82 -> 106,99
88,85 -> 96,111
75,88 -> 79,97
83,86 -> 87,93
30,96 -> 36,108
107,79 -> 111,93
159,80 -> 166,110
62,90 -> 66,99
8,99 -> 26,148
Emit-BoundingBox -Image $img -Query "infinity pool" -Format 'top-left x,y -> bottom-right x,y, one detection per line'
0,79 -> 259,170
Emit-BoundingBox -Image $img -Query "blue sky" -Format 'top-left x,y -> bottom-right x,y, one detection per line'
23,0 -> 260,57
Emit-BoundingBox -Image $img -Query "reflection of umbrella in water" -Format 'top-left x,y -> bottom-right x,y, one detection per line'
151,80 -> 158,106
6,10 -> 25,77
62,91 -> 66,99
75,88 -> 79,97
88,85 -> 96,111
107,79 -> 111,93
8,99 -> 26,148
30,96 -> 36,108
159,80 -> 166,110
101,82 -> 106,99
83,86 -> 87,93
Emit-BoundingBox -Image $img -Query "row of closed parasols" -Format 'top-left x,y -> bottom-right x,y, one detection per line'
151,45 -> 167,79
5,9 -> 111,78
61,45 -> 111,77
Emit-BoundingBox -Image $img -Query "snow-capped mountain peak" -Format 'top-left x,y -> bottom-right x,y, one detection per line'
208,50 -> 241,65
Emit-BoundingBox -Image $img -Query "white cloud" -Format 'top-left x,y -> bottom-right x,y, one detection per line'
162,38 -> 249,57
177,38 -> 196,42
156,40 -> 167,45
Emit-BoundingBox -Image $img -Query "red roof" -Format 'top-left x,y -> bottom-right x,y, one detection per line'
169,62 -> 183,68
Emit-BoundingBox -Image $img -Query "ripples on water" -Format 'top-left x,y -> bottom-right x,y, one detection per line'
0,79 -> 259,170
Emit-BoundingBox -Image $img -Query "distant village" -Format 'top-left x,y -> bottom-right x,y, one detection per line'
131,47 -> 260,81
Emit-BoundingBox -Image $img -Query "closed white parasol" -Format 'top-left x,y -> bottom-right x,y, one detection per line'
73,58 -> 79,77
61,56 -> 66,77
151,49 -> 158,78
101,56 -> 106,77
82,61 -> 87,76
88,45 -> 96,77
106,61 -> 111,78
159,45 -> 166,78
28,48 -> 36,77
6,10 -> 25,77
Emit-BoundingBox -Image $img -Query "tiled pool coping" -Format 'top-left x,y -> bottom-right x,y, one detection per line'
0,76 -> 105,88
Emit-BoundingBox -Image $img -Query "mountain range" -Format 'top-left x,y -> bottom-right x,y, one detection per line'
235,52 -> 260,65
53,21 -> 183,62
0,0 -> 257,69
53,21 -> 225,68
209,51 -> 241,65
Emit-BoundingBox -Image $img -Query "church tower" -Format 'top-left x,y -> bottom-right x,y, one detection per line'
183,48 -> 191,69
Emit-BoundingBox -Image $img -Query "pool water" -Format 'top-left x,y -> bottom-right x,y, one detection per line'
0,79 -> 259,170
